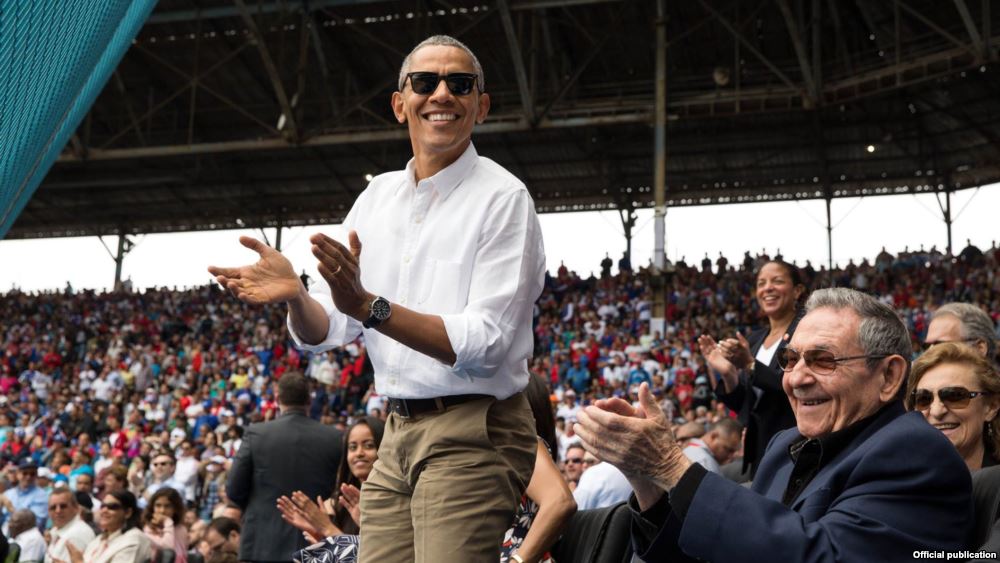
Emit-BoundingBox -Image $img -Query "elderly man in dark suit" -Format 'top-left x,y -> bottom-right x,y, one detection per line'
576,288 -> 971,562
228,373 -> 343,562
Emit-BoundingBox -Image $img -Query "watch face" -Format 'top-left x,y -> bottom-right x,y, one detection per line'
372,297 -> 391,320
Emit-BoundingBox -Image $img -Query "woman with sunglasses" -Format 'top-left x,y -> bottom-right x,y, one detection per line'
906,342 -> 1000,471
57,490 -> 152,563
697,260 -> 805,478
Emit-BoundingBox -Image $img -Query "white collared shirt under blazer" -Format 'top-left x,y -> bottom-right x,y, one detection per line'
288,143 -> 546,400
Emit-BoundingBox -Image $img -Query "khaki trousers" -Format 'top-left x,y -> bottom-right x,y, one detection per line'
358,392 -> 537,563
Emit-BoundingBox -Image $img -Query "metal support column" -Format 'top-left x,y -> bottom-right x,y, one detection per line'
275,220 -> 284,252
825,196 -> 834,287
944,189 -> 953,255
619,206 -> 636,265
100,231 -> 134,291
651,0 -> 667,336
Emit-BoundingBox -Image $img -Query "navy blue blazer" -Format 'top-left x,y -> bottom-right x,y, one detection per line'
635,402 -> 972,562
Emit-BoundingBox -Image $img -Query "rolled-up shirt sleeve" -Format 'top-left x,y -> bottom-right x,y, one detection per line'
286,283 -> 363,352
440,188 -> 545,375
286,201 -> 364,352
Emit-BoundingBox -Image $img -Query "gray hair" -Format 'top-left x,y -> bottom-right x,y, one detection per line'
805,288 -> 912,371
397,35 -> 485,92
932,302 -> 997,359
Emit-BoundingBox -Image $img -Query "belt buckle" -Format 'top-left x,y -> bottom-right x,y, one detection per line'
393,398 -> 411,419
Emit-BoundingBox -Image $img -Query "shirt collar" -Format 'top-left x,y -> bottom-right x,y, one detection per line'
788,402 -> 890,464
399,142 -> 478,199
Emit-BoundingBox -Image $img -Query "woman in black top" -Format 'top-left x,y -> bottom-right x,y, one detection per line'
698,260 -> 806,478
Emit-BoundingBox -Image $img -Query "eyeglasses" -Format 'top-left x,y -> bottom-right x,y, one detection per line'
778,347 -> 888,375
565,457 -> 583,464
102,502 -> 124,511
404,72 -> 478,96
910,386 -> 993,411
920,337 -> 980,352
49,503 -> 70,510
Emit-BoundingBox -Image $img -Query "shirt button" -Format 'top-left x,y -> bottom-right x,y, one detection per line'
403,255 -> 410,263
400,298 -> 408,305
414,216 -> 423,224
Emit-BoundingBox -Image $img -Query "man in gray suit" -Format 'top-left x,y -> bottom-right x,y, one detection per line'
227,372 -> 343,562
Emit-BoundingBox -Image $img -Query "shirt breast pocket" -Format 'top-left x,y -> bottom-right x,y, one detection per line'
416,259 -> 465,313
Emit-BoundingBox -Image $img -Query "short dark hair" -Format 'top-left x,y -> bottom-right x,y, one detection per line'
208,516 -> 241,537
277,372 -> 309,407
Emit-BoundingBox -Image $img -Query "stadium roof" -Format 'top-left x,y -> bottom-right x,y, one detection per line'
11,0 -> 1000,239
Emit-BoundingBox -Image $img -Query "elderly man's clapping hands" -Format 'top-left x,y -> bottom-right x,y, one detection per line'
573,382 -> 692,510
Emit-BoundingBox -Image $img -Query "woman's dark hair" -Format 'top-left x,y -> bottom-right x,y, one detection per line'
332,416 -> 385,534
143,487 -> 185,527
104,489 -> 142,531
525,374 -> 558,462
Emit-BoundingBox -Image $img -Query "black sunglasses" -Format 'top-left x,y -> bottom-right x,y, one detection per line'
102,502 -> 124,511
910,386 -> 993,411
777,347 -> 888,375
404,72 -> 478,96
920,337 -> 980,352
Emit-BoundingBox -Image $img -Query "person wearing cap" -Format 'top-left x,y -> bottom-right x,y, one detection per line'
44,488 -> 95,563
37,467 -> 55,493
4,460 -> 48,527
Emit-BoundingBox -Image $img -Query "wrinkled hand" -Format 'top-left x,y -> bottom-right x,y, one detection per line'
276,491 -> 341,540
311,230 -> 370,321
208,236 -> 300,304
574,382 -> 691,490
338,483 -> 362,527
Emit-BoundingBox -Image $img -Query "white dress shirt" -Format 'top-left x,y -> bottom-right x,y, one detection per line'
289,143 -> 545,400
15,526 -> 46,563
45,515 -> 96,563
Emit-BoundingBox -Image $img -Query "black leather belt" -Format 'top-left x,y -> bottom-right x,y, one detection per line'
386,394 -> 491,419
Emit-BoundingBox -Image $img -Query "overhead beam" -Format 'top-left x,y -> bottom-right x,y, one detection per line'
952,0 -> 985,59
59,112 -> 653,161
497,0 -> 536,123
897,1 -> 978,58
147,0 -> 387,24
775,0 -> 817,102
534,34 -> 610,125
234,0 -> 300,141
695,0 -> 804,95
510,0 -> 622,9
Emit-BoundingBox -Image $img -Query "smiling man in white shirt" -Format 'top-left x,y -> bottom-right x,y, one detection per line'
210,35 -> 544,563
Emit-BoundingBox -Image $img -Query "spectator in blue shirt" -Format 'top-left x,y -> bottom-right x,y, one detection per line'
566,357 -> 591,394
627,363 -> 653,388
3,460 -> 48,528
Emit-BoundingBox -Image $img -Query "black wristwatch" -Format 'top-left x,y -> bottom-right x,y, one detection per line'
363,296 -> 391,329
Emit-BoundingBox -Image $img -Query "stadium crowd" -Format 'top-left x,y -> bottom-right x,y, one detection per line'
1,240 -> 999,562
